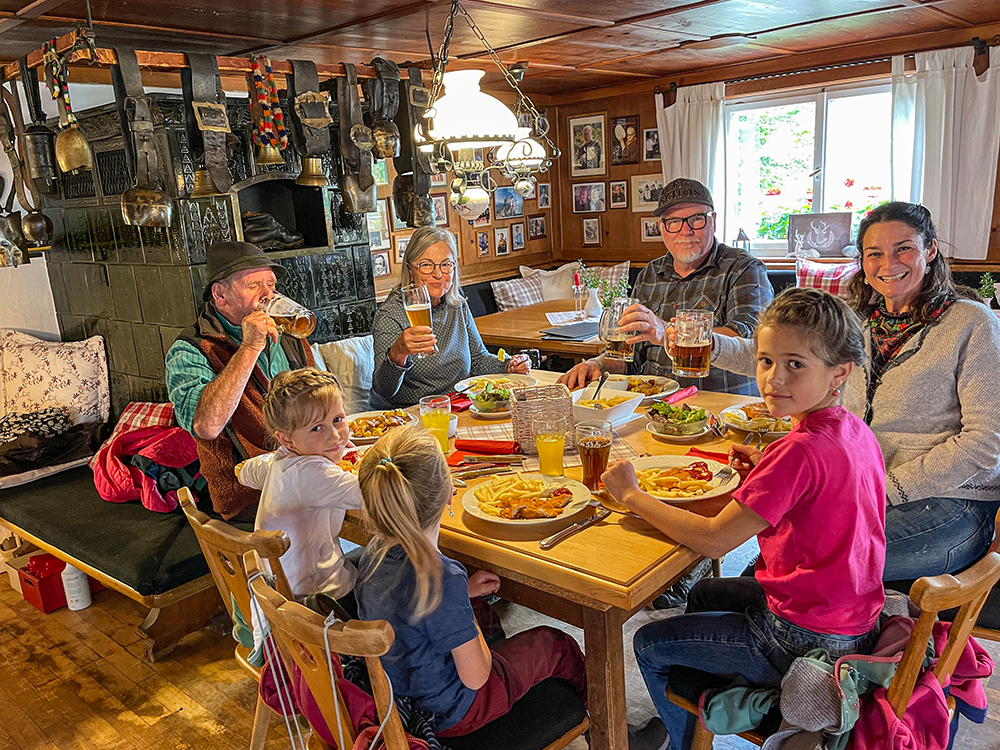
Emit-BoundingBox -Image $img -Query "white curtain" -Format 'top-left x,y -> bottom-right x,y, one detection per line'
891,47 -> 1000,260
656,82 -> 726,240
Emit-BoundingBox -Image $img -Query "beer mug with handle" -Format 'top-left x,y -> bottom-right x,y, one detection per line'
599,297 -> 639,363
673,309 -> 713,378
261,292 -> 317,339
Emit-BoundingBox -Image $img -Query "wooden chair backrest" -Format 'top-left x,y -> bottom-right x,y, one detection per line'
244,550 -> 409,750
989,505 -> 1000,555
886,550 -> 1000,718
178,487 -> 294,627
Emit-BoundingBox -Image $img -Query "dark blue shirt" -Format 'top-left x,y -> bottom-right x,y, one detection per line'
355,546 -> 479,730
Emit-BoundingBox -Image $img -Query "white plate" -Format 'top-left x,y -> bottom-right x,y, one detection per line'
454,373 -> 537,394
606,375 -> 681,404
461,474 -> 591,526
632,455 -> 736,503
645,422 -> 711,442
470,403 -> 512,419
347,409 -> 416,445
719,404 -> 793,438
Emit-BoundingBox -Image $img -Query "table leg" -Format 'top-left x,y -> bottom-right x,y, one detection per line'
582,606 -> 629,750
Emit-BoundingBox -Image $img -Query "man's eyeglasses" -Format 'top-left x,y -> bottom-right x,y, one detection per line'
412,260 -> 456,274
660,212 -> 712,233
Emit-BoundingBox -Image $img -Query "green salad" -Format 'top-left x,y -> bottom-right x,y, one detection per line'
471,381 -> 511,407
647,403 -> 706,422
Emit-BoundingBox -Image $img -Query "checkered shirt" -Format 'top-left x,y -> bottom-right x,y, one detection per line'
629,241 -> 773,395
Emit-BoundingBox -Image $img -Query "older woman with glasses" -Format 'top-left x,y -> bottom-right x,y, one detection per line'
371,227 -> 530,408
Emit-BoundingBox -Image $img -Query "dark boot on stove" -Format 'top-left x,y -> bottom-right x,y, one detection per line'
241,211 -> 305,250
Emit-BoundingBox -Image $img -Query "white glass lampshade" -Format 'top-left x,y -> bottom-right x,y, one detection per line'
496,133 -> 546,170
450,185 -> 490,220
421,70 -> 519,152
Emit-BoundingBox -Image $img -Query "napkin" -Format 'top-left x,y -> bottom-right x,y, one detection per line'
449,392 -> 472,412
454,439 -> 519,454
665,386 -> 698,403
686,447 -> 730,463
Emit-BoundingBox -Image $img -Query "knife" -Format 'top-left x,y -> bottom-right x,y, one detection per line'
461,455 -> 523,464
539,508 -> 612,550
453,466 -> 516,480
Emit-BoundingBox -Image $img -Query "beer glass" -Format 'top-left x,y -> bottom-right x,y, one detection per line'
533,415 -> 567,476
401,284 -> 438,359
673,309 -> 713,378
261,292 -> 317,339
576,420 -> 612,491
419,395 -> 451,453
599,297 -> 639,363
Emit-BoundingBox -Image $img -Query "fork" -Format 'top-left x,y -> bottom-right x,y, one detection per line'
714,433 -> 756,482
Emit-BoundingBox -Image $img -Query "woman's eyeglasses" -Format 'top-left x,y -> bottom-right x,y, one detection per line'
412,260 -> 456,274
660,213 -> 712,233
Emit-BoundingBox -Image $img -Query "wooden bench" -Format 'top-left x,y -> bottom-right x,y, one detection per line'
0,465 -> 250,662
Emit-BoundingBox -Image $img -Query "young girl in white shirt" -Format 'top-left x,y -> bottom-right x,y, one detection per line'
238,368 -> 362,616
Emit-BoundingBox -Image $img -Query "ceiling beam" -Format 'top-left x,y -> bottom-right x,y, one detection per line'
0,0 -> 72,35
459,0 -> 614,28
894,0 -> 975,27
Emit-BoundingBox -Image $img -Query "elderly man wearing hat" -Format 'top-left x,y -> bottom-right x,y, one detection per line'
560,178 -> 772,395
165,241 -> 316,521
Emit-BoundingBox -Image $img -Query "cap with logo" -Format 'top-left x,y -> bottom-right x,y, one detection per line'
653,178 -> 715,217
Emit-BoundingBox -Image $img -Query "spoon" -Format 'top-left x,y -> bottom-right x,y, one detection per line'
590,371 -> 611,408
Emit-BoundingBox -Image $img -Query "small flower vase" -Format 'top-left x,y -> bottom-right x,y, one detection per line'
584,288 -> 603,319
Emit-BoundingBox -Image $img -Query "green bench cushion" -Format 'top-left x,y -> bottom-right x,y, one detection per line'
0,465 -> 251,597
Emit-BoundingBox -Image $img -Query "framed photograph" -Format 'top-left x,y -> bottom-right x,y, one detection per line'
395,234 -> 411,263
391,200 -> 408,231
610,180 -> 628,209
527,214 -> 547,239
643,128 -> 661,161
537,183 -> 551,209
511,222 -> 526,251
611,115 -> 640,165
572,182 -> 606,213
582,217 -> 602,246
569,113 -> 606,178
632,174 -> 663,213
367,200 -> 391,250
641,217 -> 662,243
470,203 -> 492,228
373,160 -> 389,186
476,230 -> 491,257
431,194 -> 449,227
495,227 -> 510,256
430,171 -> 448,189
371,249 -> 392,278
494,186 -> 524,219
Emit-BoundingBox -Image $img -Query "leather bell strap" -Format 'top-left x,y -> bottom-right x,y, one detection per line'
249,55 -> 287,149
111,47 -> 164,192
391,68 -> 431,196
182,53 -> 232,193
342,63 -> 374,191
0,102 -> 30,212
19,57 -> 46,126
288,59 -> 332,158
367,57 -> 401,122
42,41 -> 75,131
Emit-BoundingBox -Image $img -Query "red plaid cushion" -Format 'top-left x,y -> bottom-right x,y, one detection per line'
594,260 -> 630,288
795,259 -> 859,300
491,274 -> 545,312
88,402 -> 176,468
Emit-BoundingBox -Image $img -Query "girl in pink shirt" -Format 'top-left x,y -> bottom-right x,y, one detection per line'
603,288 -> 886,750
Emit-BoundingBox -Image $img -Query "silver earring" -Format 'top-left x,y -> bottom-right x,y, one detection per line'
924,265 -> 931,275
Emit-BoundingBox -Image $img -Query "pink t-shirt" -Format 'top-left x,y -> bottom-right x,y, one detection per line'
733,406 -> 886,635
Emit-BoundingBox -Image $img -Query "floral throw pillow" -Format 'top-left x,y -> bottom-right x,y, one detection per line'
0,407 -> 72,444
1,330 -> 110,423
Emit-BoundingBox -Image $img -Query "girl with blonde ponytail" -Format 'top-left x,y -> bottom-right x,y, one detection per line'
354,426 -> 587,737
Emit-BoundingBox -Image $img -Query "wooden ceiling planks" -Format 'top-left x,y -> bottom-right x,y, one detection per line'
0,0 -> 999,96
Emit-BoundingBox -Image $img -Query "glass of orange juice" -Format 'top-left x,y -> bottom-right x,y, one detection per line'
419,395 -> 451,454
533,415 -> 567,476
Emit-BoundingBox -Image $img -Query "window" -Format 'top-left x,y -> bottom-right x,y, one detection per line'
724,81 -> 892,257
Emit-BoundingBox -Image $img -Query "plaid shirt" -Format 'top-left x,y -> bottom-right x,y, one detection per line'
629,241 -> 773,395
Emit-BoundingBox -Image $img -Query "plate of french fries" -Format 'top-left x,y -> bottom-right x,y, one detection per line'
462,472 -> 591,525
347,409 -> 415,444
454,374 -> 537,395
720,403 -> 793,436
631,456 -> 735,503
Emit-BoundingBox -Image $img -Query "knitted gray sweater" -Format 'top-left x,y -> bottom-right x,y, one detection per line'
712,300 -> 1000,506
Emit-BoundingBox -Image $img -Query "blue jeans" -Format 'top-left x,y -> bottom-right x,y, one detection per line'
883,498 -> 998,581
633,578 -> 879,749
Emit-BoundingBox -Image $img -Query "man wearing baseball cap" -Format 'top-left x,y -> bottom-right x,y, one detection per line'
560,178 -> 772,395
165,241 -> 316,521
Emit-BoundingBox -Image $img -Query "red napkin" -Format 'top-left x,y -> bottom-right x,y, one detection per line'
454,439 -> 519,454
665,386 -> 698,403
686,447 -> 730,463
449,392 -> 472,412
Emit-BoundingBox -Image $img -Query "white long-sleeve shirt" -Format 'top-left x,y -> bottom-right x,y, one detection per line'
239,447 -> 363,599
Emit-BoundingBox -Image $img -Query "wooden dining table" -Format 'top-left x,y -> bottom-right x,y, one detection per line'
474,299 -> 605,359
342,371 -> 768,750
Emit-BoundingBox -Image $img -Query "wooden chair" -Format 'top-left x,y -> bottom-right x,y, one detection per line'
178,487 -> 294,750
244,548 -> 409,750
665,548 -> 1000,749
